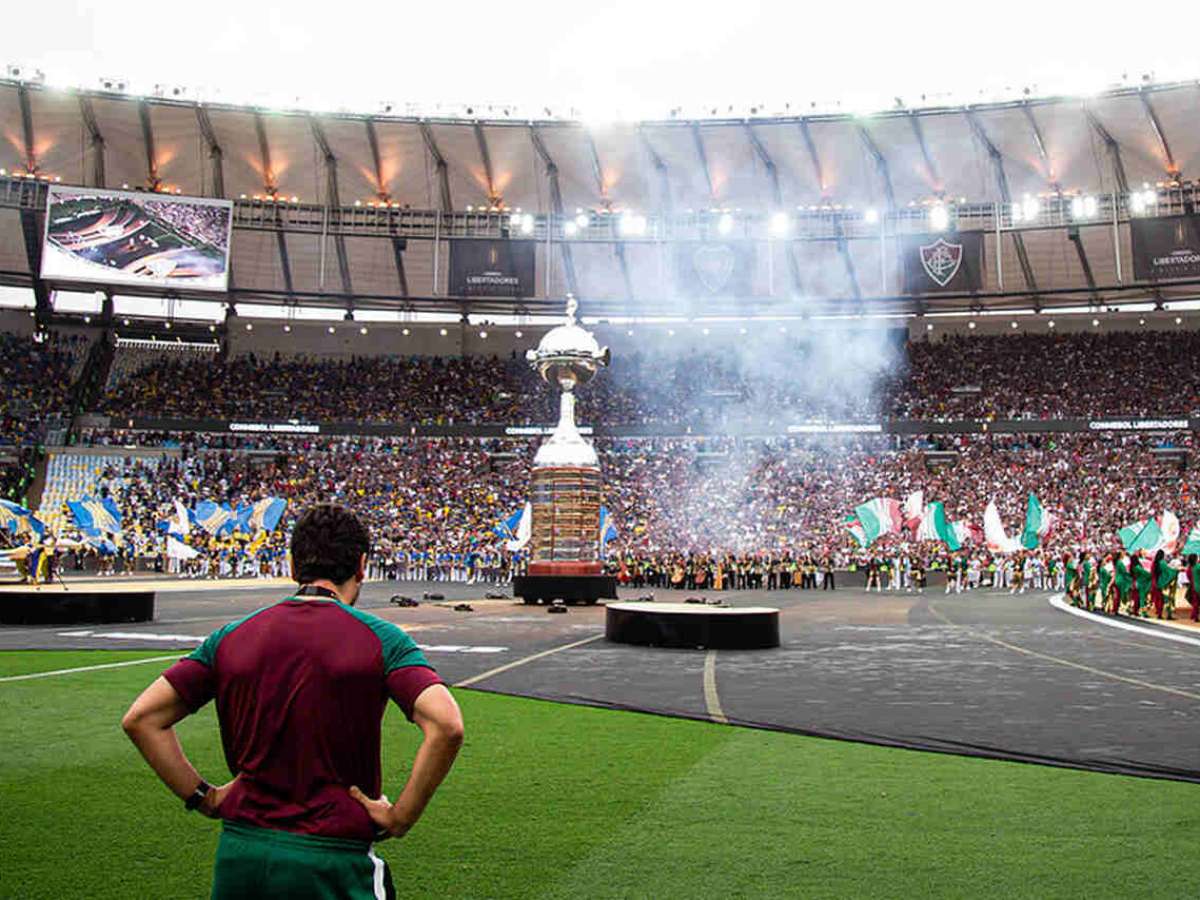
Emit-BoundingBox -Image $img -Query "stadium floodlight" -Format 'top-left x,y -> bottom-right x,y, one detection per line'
402,327 -> 410,336
1048,320 -> 1055,328
768,211 -> 791,237
619,212 -> 647,237
328,326 -> 336,334
519,214 -> 534,235
968,321 -> 976,329
245,323 -> 253,331
1021,195 -> 1040,222
439,328 -> 448,336
1010,321 -> 1018,329
575,213 -> 589,229
514,330 -> 523,338
283,324 -> 291,333
929,204 -> 949,232
563,221 -> 578,237
1083,196 -> 1098,217
1130,189 -> 1157,214
739,327 -> 747,334
360,326 -> 368,335
1070,197 -> 1084,219
1010,202 -> 1023,224
1091,318 -> 1100,327
717,213 -> 734,235
1176,316 -> 1184,324
864,208 -> 879,225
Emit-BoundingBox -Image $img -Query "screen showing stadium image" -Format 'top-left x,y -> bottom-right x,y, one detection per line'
40,186 -> 233,291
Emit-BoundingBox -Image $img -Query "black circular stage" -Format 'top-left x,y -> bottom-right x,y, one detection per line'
0,583 -> 155,625
605,601 -> 780,649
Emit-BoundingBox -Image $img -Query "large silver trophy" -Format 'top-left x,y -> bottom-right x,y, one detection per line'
513,296 -> 617,604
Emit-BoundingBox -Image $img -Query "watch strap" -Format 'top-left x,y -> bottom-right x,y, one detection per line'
185,779 -> 212,811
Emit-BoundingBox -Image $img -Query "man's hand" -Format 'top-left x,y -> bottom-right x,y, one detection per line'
348,685 -> 463,842
348,786 -> 412,840
198,776 -> 241,820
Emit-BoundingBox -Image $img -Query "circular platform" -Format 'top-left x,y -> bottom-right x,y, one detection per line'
0,584 -> 156,626
605,601 -> 780,650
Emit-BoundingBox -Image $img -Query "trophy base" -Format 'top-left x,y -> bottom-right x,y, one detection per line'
512,574 -> 618,606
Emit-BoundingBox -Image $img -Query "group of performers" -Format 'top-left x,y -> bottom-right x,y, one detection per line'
0,534 -> 92,586
1063,549 -> 1200,621
609,553 -> 838,591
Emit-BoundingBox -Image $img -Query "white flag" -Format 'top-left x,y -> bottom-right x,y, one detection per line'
170,499 -> 191,538
167,536 -> 200,560
984,501 -> 1020,554
903,491 -> 924,533
505,502 -> 532,552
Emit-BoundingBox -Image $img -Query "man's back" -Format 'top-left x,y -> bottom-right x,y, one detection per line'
164,597 -> 440,842
123,504 -> 462,900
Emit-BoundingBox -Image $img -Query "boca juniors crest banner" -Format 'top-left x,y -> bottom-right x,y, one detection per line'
449,240 -> 536,297
1131,215 -> 1200,281
901,232 -> 984,294
673,242 -> 756,297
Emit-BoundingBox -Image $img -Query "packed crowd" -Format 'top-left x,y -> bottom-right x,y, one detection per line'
143,200 -> 231,250
95,330 -> 1200,426
31,430 -> 1198,586
0,332 -> 88,446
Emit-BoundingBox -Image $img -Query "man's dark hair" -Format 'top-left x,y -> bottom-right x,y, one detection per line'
290,504 -> 371,585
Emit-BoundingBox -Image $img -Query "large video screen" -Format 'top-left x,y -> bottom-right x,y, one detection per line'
41,186 -> 233,292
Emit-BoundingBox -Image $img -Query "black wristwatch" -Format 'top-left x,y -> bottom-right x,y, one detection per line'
185,779 -> 212,812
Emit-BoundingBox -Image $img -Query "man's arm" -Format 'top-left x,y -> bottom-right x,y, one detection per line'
121,676 -> 234,818
350,683 -> 463,839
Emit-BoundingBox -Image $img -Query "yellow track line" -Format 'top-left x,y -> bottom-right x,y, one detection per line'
703,650 -> 729,724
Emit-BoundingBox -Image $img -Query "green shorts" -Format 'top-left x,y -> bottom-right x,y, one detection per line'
212,820 -> 395,900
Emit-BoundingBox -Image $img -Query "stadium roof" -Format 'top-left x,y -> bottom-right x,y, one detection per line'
1,76 -> 1199,320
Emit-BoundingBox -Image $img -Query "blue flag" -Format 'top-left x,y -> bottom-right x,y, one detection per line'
68,495 -> 122,534
194,500 -> 236,535
0,498 -> 45,540
238,497 -> 288,533
599,506 -> 618,558
494,507 -> 526,540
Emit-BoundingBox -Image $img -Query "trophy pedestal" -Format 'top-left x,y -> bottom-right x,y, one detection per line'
513,573 -> 618,605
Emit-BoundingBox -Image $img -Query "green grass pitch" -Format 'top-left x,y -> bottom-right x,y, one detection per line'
1,649 -> 1197,898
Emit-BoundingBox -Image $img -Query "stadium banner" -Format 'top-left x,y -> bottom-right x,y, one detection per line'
41,185 -> 233,292
673,242 -> 756,297
78,415 -> 1200,441
900,232 -> 984,294
448,239 -> 536,297
1130,215 -> 1200,281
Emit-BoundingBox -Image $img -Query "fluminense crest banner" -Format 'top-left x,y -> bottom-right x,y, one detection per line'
673,242 -> 756,297
901,232 -> 984,294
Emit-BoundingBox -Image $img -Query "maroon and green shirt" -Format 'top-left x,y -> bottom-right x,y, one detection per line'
162,596 -> 442,843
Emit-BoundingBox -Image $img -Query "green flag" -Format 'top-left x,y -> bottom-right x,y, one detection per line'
1182,521 -> 1200,556
1121,518 -> 1163,554
916,502 -> 961,551
1020,493 -> 1054,550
